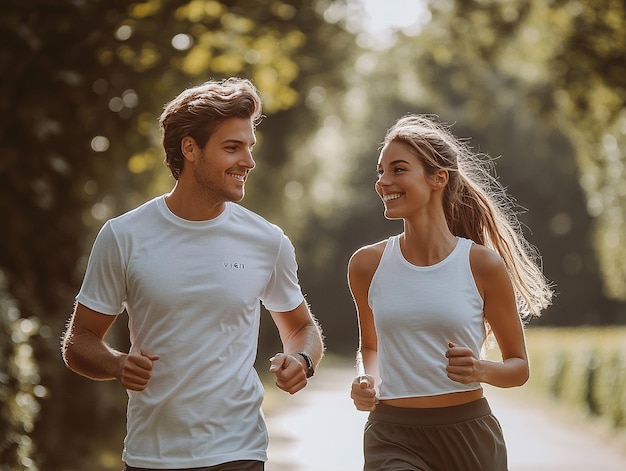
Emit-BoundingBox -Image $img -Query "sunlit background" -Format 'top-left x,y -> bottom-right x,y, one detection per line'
1,0 -> 625,469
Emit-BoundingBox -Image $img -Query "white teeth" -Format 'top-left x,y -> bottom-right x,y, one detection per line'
383,193 -> 402,202
229,173 -> 245,181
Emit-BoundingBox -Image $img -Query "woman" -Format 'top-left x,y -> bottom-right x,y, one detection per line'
349,114 -> 553,470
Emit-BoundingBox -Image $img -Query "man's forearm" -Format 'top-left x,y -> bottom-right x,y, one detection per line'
62,330 -> 124,381
286,322 -> 324,369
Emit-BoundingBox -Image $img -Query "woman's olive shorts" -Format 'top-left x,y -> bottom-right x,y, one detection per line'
363,398 -> 508,471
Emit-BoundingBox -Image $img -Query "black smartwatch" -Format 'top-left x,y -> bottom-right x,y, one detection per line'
296,352 -> 315,378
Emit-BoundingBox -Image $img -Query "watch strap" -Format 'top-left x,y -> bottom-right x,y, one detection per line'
296,351 -> 315,378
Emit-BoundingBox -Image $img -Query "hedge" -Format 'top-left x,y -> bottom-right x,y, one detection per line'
523,327 -> 626,431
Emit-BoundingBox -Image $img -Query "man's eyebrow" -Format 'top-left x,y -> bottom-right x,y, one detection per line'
221,138 -> 256,146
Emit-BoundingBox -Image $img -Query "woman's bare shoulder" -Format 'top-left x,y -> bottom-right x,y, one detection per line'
470,244 -> 510,292
349,239 -> 388,277
469,243 -> 506,275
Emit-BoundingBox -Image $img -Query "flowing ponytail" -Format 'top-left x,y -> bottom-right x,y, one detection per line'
385,114 -> 553,319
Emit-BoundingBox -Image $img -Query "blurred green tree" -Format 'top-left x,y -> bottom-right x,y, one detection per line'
444,0 -> 626,301
0,0 -> 354,468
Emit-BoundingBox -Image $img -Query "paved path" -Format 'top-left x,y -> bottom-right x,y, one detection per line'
265,363 -> 626,470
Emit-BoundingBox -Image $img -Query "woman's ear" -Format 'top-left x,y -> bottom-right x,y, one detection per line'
431,169 -> 449,189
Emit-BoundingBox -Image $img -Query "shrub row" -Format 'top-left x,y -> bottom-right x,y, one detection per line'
524,326 -> 626,429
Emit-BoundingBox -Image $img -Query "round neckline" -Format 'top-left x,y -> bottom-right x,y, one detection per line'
156,195 -> 231,229
393,235 -> 461,271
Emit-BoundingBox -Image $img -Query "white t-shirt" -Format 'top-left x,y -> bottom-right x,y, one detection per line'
76,195 -> 305,468
369,236 -> 485,399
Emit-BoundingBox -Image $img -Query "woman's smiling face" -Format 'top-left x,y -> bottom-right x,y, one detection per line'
375,140 -> 437,220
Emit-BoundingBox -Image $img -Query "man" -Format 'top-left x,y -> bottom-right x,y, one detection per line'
62,77 -> 324,471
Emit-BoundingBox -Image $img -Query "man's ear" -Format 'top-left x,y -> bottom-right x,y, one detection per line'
181,136 -> 197,161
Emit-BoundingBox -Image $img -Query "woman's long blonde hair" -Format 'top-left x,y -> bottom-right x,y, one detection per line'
385,114 -> 553,319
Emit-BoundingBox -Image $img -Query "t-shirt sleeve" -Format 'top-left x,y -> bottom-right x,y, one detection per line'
260,233 -> 305,313
75,220 -> 127,315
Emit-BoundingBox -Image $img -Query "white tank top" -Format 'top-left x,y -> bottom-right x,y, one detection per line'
369,235 -> 485,399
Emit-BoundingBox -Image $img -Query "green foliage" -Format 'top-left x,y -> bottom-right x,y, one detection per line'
443,0 -> 626,299
0,290 -> 42,471
525,327 -> 626,435
1,0 -> 354,468
2,0 -> 625,468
